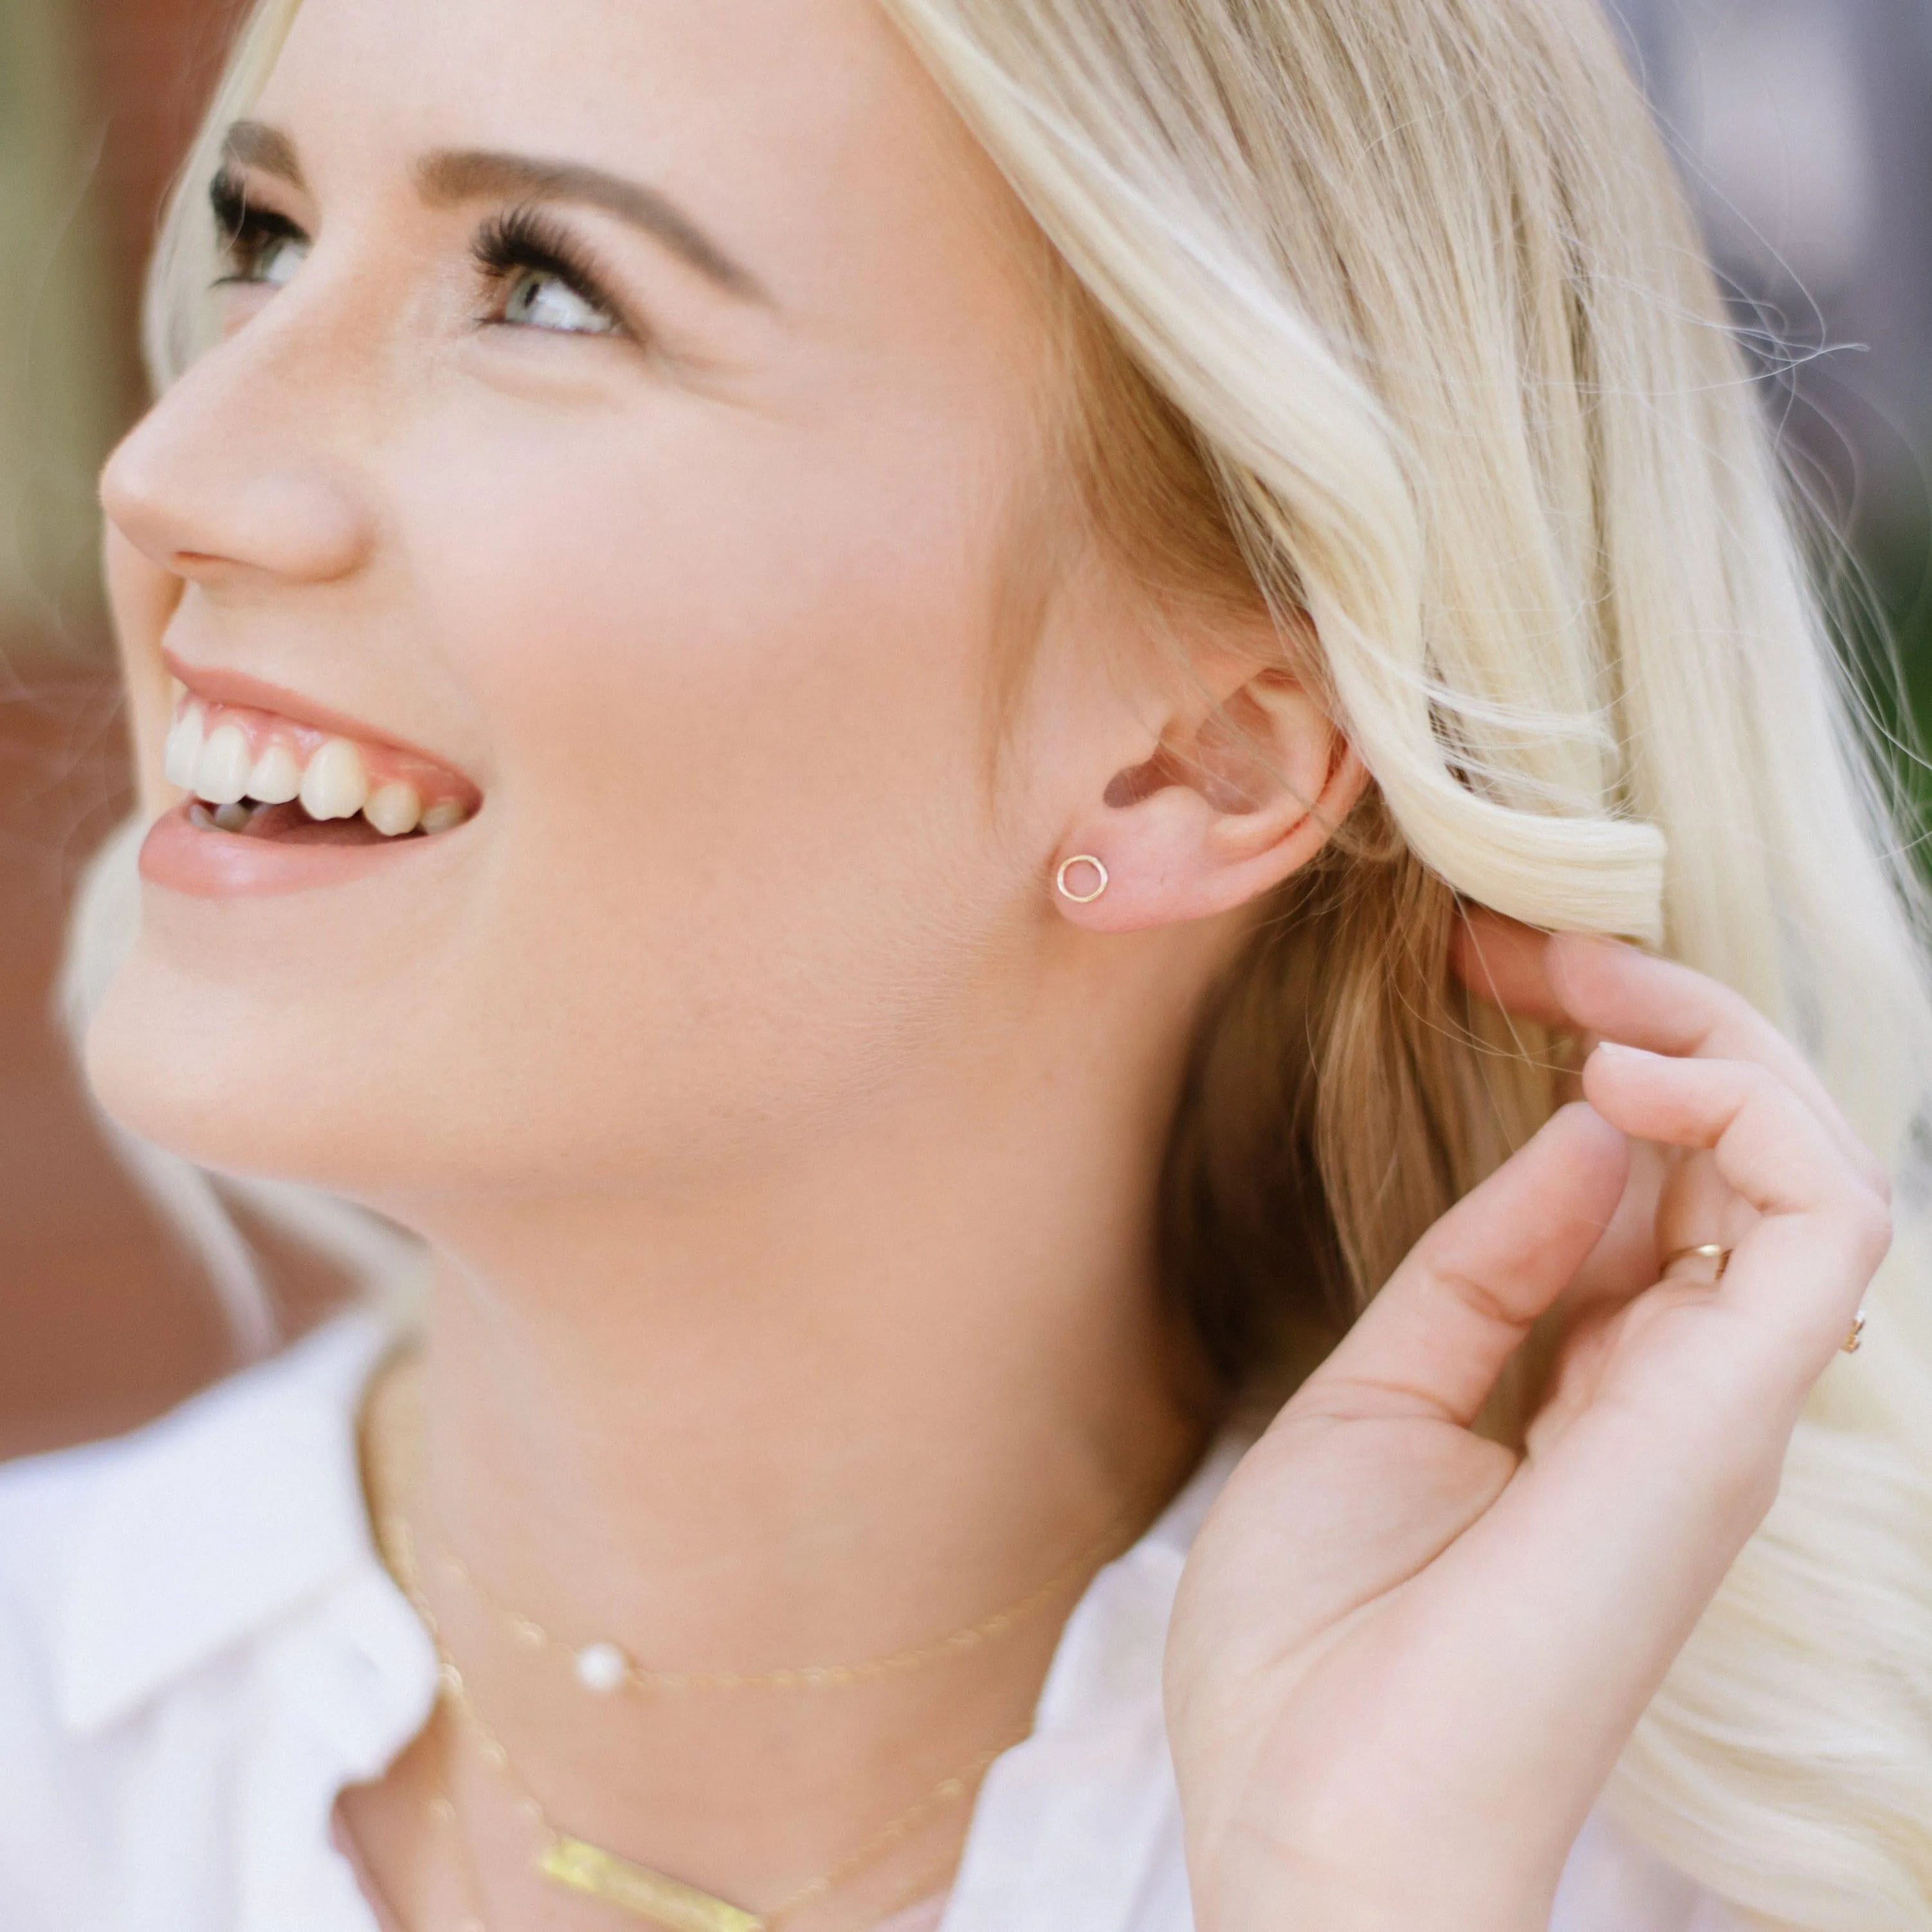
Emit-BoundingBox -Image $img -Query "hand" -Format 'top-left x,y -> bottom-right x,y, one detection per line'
1164,922 -> 1891,1932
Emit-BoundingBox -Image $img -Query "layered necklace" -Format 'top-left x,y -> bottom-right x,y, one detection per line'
370,1372 -> 1151,1932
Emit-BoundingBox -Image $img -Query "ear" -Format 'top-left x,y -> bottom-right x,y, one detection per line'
1052,655 -> 1367,934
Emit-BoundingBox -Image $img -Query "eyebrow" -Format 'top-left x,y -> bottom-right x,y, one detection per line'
217,121 -> 769,305
221,119 -> 305,189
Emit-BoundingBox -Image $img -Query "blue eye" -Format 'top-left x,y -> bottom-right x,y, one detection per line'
500,265 -> 620,336
475,207 -> 632,341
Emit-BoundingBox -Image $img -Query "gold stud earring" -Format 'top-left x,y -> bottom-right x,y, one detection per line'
1055,855 -> 1109,904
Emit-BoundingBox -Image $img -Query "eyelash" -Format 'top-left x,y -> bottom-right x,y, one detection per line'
207,174 -> 633,340
469,204 -> 630,337
210,171 -> 304,284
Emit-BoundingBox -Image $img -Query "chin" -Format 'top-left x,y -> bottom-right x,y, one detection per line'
81,927 -> 646,1207
84,938 -> 403,1194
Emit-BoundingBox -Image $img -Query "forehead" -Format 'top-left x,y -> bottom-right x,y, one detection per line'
254,0 -> 1046,334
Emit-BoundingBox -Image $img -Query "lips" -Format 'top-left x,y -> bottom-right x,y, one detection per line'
140,662 -> 482,898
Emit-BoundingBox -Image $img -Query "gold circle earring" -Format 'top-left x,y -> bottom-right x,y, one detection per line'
1055,855 -> 1109,905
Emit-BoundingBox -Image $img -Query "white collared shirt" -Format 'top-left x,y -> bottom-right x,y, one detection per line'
0,1312 -> 1740,1932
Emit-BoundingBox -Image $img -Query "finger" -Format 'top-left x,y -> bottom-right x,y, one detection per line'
1583,1043 -> 1891,1357
1453,914 -> 1884,1198
1652,1144 -> 1758,1271
1550,937 -> 1887,1197
1457,921 -> 1876,1295
1450,909 -> 1575,1030
1303,1102 -> 1629,1426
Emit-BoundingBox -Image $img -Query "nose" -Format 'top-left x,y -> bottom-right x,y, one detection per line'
100,320 -> 378,591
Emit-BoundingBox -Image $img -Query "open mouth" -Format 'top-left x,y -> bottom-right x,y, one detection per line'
164,691 -> 481,847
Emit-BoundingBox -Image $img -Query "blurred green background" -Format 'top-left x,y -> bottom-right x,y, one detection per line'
3,0 -> 1929,1455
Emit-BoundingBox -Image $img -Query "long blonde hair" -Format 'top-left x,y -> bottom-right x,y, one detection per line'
75,0 -> 1932,1921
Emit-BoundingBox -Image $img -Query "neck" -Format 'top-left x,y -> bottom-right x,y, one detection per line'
415,1116 -> 1205,1676
367,989 -> 1217,1917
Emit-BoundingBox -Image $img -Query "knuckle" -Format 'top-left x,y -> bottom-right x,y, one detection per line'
1430,1264 -> 1529,1335
1695,982 -> 1766,1049
1731,1060 -> 1785,1116
1854,1196 -> 1895,1269
1827,1188 -> 1895,1273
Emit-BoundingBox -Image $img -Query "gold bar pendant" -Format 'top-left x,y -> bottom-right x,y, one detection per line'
539,1836 -> 767,1932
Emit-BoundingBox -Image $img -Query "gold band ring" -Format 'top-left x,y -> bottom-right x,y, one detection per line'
1843,1311 -> 1868,1356
1661,1243 -> 1731,1279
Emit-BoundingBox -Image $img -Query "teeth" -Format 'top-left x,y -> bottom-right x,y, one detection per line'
168,699 -> 471,835
299,738 -> 370,821
246,745 -> 303,805
163,704 -> 206,790
419,799 -> 468,834
363,781 -> 423,837
193,724 -> 253,805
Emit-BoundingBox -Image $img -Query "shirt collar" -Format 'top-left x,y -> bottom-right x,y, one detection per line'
55,1309 -> 403,1738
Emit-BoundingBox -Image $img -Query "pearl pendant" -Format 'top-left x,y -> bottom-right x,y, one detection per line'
574,1640 -> 631,1694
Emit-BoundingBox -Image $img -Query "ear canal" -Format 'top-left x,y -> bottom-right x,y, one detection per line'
1104,747 -> 1180,809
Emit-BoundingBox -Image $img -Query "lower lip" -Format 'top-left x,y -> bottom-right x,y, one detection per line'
139,801 -> 459,899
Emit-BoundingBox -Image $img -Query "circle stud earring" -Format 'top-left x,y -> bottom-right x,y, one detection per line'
1055,855 -> 1109,905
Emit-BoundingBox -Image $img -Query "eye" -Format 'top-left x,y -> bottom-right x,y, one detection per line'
474,206 -> 630,340
249,232 -> 310,289
209,170 -> 313,292
500,265 -> 620,337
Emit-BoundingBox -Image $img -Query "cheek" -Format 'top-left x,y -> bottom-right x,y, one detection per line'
86,401 -> 1041,1198
412,410 -> 1016,1133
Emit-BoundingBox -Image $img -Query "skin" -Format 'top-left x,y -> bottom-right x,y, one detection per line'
91,0 -> 1891,1926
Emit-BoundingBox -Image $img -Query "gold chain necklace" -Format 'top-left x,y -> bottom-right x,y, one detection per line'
385,1500 -> 1013,1932
423,1758 -> 963,1932
419,1477 -> 1144,1702
365,1360 -> 1172,1930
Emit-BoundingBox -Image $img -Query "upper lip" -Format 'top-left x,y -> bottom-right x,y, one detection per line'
162,647 -> 479,789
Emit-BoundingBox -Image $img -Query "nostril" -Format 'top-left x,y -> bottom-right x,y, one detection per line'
98,420 -> 247,583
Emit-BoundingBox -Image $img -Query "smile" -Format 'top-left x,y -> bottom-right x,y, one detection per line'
163,691 -> 478,845
140,670 -> 484,900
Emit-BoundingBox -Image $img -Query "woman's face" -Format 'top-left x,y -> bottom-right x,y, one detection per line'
92,0 -> 1122,1205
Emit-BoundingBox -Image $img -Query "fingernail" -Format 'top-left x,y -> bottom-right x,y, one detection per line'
1591,1040 -> 1657,1061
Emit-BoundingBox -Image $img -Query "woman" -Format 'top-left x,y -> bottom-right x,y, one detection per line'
2,0 -> 1927,1926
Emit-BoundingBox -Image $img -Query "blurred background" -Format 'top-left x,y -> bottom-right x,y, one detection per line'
3,0 -> 1930,1459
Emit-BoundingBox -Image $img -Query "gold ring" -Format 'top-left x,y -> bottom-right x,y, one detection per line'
1661,1243 -> 1731,1279
1842,1311 -> 1867,1356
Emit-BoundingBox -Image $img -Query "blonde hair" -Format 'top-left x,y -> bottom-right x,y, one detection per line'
74,0 -> 1932,1921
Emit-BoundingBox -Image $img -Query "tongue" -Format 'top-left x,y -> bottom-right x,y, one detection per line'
241,802 -> 392,846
